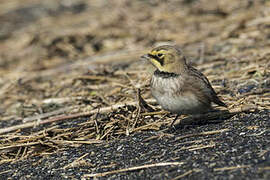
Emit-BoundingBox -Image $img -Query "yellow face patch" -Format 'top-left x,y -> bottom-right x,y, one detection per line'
151,50 -> 166,58
147,49 -> 168,71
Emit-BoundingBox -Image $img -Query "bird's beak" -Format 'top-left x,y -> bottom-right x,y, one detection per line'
141,54 -> 151,60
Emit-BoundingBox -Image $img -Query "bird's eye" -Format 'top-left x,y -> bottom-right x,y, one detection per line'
157,53 -> 163,58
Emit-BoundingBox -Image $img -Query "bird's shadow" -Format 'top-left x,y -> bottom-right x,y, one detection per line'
167,109 -> 233,131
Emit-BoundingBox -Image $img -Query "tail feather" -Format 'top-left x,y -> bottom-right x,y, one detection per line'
214,96 -> 227,107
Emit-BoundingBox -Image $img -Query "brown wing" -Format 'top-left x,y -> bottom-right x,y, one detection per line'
186,66 -> 227,107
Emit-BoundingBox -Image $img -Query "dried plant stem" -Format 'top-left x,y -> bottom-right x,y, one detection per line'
175,129 -> 230,140
214,165 -> 250,171
0,99 -> 156,134
83,162 -> 184,178
171,169 -> 198,180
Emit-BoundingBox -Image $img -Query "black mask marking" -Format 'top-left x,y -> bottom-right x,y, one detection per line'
148,53 -> 164,66
154,69 -> 179,78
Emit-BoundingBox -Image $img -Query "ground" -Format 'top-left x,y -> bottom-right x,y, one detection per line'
0,0 -> 269,179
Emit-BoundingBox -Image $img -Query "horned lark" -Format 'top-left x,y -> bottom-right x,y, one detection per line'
141,45 -> 227,125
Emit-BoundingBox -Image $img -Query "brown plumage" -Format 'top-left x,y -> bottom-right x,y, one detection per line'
141,45 -> 226,120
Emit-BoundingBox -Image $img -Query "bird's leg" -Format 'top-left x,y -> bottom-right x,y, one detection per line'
170,114 -> 180,127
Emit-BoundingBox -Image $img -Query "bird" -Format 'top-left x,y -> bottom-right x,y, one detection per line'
141,45 -> 227,126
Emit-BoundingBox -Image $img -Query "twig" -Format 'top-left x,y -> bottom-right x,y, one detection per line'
131,120 -> 163,132
247,16 -> 270,27
214,165 -> 250,171
188,143 -> 216,151
49,140 -> 103,145
0,170 -> 12,175
83,162 -> 184,178
42,97 -> 84,104
171,169 -> 199,180
94,108 -> 100,135
0,142 -> 41,150
258,167 -> 270,171
132,88 -> 154,129
174,138 -> 217,146
63,153 -> 89,169
100,126 -> 114,140
137,88 -> 155,112
141,111 -> 168,116
175,129 -> 230,140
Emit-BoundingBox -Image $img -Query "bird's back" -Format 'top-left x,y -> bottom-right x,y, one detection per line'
185,66 -> 227,107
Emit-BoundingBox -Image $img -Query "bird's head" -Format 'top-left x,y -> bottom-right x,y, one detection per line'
141,45 -> 187,74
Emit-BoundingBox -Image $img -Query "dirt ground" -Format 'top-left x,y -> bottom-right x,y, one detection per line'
0,0 -> 269,179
